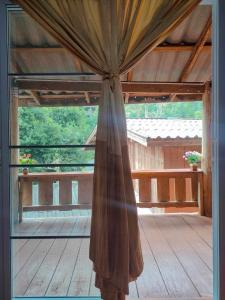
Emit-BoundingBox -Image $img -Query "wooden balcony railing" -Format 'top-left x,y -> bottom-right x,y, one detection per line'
18,169 -> 203,222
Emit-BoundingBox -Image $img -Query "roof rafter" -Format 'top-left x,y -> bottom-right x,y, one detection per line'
179,15 -> 212,82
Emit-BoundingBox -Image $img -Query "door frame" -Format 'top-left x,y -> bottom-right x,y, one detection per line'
212,0 -> 225,298
0,1 -> 11,300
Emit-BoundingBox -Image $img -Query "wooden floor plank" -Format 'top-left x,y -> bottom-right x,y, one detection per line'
140,215 -> 200,298
71,216 -> 89,236
67,239 -> 92,296
12,239 -> 28,255
136,227 -> 168,298
13,239 -> 54,296
13,214 -> 213,298
153,215 -> 212,297
58,217 -> 78,235
25,239 -> 68,296
182,215 -> 212,247
170,215 -> 212,271
13,239 -> 41,277
13,219 -> 43,236
46,239 -> 82,296
34,219 -> 58,235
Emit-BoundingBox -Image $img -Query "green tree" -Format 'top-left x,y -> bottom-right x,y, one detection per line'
19,106 -> 98,171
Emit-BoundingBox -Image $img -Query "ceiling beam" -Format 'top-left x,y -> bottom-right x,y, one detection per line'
11,43 -> 211,54
18,93 -> 202,107
15,80 -> 206,95
179,15 -> 212,82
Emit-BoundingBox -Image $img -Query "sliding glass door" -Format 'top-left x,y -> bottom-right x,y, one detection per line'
1,2 -> 100,299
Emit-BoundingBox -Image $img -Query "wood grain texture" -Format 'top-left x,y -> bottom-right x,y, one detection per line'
12,213 -> 212,298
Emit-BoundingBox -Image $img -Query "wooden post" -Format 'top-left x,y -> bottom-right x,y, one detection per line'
10,88 -> 20,224
202,82 -> 212,217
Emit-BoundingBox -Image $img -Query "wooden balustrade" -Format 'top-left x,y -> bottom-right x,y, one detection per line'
132,169 -> 203,211
18,169 -> 203,222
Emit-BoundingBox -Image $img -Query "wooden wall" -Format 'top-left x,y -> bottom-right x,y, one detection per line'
128,139 -> 164,170
128,139 -> 201,170
163,145 -> 202,169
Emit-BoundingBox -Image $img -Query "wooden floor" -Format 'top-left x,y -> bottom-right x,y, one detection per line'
12,212 -> 212,299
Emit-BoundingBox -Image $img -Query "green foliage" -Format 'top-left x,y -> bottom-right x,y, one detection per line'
125,101 -> 202,119
19,106 -> 98,171
183,151 -> 202,165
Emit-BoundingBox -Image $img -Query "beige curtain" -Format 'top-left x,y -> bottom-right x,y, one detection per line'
14,1 -> 200,299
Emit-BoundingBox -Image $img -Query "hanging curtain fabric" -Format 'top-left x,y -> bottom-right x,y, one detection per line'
14,1 -> 200,299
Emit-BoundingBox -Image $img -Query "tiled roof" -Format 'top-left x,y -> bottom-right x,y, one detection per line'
127,119 -> 202,142
86,119 -> 202,146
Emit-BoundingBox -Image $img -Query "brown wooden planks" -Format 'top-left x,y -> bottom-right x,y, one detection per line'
59,179 -> 72,205
153,215 -> 212,297
139,178 -> 151,202
39,179 -> 53,205
175,177 -> 186,202
157,177 -> 170,202
20,178 -> 32,206
46,239 -> 82,296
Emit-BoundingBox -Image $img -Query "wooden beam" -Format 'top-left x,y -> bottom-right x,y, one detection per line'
127,71 -> 133,81
18,94 -> 202,107
29,91 -> 40,105
179,15 -> 212,82
11,43 -> 212,54
170,93 -> 177,101
16,80 -> 206,94
124,93 -> 129,104
84,92 -> 90,104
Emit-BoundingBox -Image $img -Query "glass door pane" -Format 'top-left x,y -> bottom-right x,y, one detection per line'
8,8 -> 100,299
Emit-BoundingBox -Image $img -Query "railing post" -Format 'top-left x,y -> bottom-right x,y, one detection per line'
139,178 -> 151,203
59,178 -> 72,205
39,178 -> 53,205
78,174 -> 93,204
157,177 -> 170,202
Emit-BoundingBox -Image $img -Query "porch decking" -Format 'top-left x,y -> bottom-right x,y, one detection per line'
12,212 -> 212,299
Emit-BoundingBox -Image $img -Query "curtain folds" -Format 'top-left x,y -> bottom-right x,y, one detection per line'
14,1 -> 200,299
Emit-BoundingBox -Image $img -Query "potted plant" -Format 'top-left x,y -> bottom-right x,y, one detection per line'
183,151 -> 202,171
19,153 -> 36,175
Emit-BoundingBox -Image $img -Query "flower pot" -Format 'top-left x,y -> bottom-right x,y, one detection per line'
190,164 -> 198,171
22,167 -> 29,175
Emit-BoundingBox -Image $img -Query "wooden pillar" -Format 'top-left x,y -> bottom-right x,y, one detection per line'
202,82 -> 212,217
10,88 -> 19,224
